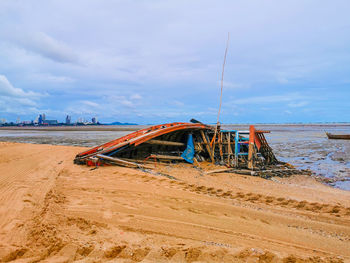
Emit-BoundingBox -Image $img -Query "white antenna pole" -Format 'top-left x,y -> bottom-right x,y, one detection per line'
217,32 -> 230,126
212,32 -> 230,147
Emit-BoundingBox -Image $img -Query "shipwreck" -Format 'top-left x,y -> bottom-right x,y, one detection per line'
74,120 -> 286,175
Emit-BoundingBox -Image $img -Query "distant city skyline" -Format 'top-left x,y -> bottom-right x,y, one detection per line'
0,1 -> 350,124
0,113 -> 99,125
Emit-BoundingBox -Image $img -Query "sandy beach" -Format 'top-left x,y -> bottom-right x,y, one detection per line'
0,142 -> 350,262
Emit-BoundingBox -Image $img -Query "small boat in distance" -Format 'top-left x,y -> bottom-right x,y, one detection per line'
326,132 -> 350,140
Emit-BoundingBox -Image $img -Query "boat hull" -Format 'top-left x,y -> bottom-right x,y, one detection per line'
326,132 -> 350,140
74,122 -> 278,168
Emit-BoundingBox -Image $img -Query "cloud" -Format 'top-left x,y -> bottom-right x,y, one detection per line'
287,101 -> 309,108
0,75 -> 43,115
30,73 -> 75,83
81,100 -> 100,108
64,95 -> 138,118
0,75 -> 39,97
277,77 -> 289,84
106,94 -> 143,109
233,93 -> 307,105
217,81 -> 249,90
172,100 -> 185,107
130,94 -> 142,100
14,32 -> 79,64
121,100 -> 134,107
65,101 -> 100,115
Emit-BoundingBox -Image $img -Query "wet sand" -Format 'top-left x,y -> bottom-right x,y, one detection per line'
0,142 -> 350,262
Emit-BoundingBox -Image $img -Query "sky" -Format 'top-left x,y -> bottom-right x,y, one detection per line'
0,0 -> 350,124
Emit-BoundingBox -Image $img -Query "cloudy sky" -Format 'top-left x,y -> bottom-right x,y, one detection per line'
0,0 -> 349,124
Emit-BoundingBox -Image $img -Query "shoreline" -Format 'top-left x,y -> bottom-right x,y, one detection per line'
0,142 -> 349,262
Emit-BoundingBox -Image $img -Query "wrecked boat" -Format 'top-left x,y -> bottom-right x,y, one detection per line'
74,120 -> 280,171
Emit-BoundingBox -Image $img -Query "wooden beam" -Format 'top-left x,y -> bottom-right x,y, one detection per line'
205,168 -> 232,174
219,132 -> 223,162
145,139 -> 185,147
248,125 -> 255,170
200,130 -> 215,163
205,168 -> 256,176
196,141 -> 240,145
149,154 -> 184,160
234,131 -> 239,167
96,154 -> 142,168
121,158 -> 157,166
227,133 -> 233,166
256,130 -> 270,133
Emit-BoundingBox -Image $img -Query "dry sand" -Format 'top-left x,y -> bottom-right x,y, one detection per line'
0,142 -> 349,263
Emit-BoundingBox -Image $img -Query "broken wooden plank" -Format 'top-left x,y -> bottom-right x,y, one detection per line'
197,141 -> 239,145
234,131 -> 239,167
248,125 -> 255,170
96,154 -> 144,168
200,130 -> 215,163
219,132 -> 223,162
227,132 -> 233,166
145,139 -> 185,147
205,168 -> 233,174
149,154 -> 184,160
119,157 -> 158,167
205,168 -> 256,176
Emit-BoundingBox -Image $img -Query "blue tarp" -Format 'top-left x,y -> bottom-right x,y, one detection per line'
181,134 -> 194,163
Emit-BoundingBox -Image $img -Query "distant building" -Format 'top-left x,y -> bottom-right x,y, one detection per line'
38,114 -> 46,124
43,120 -> 58,125
92,117 -> 98,124
16,117 -> 20,124
34,115 -> 39,124
0,118 -> 6,124
22,120 -> 32,125
66,115 -> 71,125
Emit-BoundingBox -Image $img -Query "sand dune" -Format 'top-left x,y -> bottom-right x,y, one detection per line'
0,142 -> 349,262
